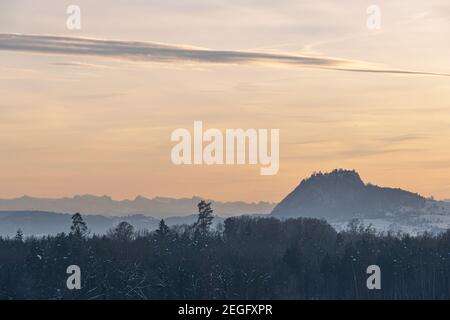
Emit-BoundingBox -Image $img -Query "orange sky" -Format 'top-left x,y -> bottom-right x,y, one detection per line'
0,0 -> 449,202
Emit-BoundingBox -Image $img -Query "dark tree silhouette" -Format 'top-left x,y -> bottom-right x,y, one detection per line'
195,200 -> 214,236
156,219 -> 170,237
70,213 -> 88,238
14,229 -> 24,242
107,221 -> 135,242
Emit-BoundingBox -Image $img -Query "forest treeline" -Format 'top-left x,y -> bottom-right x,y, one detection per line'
0,201 -> 449,299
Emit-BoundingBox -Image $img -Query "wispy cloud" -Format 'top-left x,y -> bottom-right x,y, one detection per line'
0,33 -> 448,76
376,134 -> 425,143
52,61 -> 113,69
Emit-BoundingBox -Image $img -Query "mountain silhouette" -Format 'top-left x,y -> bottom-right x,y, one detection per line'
271,169 -> 427,219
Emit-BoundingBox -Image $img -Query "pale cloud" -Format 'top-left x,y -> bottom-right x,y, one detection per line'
0,33 -> 448,76
52,61 -> 113,69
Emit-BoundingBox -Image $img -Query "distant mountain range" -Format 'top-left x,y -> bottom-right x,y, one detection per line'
2,169 -> 450,237
0,195 -> 274,218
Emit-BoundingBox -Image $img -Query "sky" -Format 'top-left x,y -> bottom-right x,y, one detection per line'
0,0 -> 449,202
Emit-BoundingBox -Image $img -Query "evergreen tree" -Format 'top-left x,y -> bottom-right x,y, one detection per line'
156,219 -> 170,237
195,200 -> 214,236
14,229 -> 24,242
70,212 -> 88,238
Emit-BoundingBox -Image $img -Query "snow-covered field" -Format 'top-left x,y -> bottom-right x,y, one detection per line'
330,201 -> 450,235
